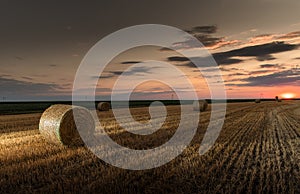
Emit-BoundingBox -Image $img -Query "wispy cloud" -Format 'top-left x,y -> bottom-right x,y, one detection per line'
248,34 -> 275,44
15,56 -> 24,61
167,25 -> 240,50
0,76 -> 66,99
110,66 -> 161,76
277,31 -> 300,40
244,31 -> 300,47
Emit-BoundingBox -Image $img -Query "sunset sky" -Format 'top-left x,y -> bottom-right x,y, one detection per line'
0,0 -> 299,101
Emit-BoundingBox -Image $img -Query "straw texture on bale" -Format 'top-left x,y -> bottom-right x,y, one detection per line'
97,102 -> 110,111
193,100 -> 208,112
39,104 -> 95,146
255,99 -> 261,103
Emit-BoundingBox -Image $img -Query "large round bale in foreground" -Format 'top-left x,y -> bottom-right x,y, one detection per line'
97,102 -> 110,111
255,99 -> 261,103
39,104 -> 95,146
193,100 -> 208,112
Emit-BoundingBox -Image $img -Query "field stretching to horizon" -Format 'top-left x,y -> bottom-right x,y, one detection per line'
0,101 -> 299,193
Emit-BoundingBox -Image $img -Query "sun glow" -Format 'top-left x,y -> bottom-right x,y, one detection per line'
280,93 -> 295,99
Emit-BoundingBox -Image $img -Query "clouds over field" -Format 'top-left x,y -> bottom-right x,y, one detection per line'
1,24 -> 300,100
114,26 -> 300,98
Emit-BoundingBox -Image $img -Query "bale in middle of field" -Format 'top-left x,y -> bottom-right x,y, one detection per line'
39,104 -> 95,146
97,102 -> 110,111
255,99 -> 261,103
193,100 -> 208,112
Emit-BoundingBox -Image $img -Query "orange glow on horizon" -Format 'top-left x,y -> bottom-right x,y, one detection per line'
280,93 -> 296,99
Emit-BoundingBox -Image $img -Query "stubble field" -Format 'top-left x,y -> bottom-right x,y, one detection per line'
0,101 -> 299,193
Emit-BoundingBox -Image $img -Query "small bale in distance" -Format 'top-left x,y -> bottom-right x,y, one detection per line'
39,104 -> 95,146
193,100 -> 208,112
97,102 -> 110,111
255,99 -> 261,103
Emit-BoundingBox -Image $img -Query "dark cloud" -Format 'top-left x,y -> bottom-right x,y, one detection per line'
215,41 -> 297,59
177,25 -> 235,49
110,71 -> 123,76
260,64 -> 278,68
228,73 -> 248,76
91,74 -> 115,79
159,47 -> 173,52
256,54 -> 276,61
168,56 -> 190,62
167,55 -> 243,66
0,76 -> 62,98
167,41 -> 298,67
121,61 -> 142,64
193,34 -> 222,47
170,37 -> 219,49
187,25 -> 217,34
212,56 -> 243,65
229,69 -> 300,86
185,25 -> 223,47
259,64 -> 285,70
220,67 -> 241,72
160,25 -> 239,50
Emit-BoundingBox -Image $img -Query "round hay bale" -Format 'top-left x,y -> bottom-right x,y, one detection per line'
39,104 -> 95,146
97,102 -> 110,111
255,99 -> 261,103
193,100 -> 208,112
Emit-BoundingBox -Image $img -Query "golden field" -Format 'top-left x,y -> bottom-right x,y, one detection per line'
0,101 -> 299,193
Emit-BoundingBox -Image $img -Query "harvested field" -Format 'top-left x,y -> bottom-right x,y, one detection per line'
0,101 -> 299,193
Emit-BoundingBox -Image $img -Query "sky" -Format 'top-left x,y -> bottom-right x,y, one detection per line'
0,0 -> 300,101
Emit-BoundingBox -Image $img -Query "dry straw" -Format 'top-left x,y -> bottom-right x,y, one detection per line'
39,104 -> 95,146
193,100 -> 208,112
97,102 -> 110,111
255,99 -> 261,103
